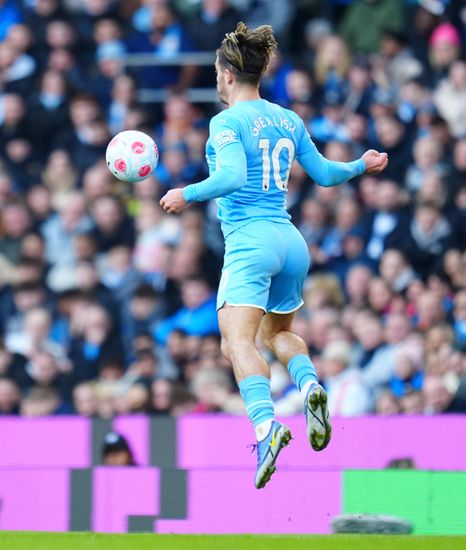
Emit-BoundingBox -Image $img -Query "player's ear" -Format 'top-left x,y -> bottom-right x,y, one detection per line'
225,68 -> 235,84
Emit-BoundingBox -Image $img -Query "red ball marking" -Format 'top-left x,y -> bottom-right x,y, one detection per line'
138,165 -> 151,178
113,159 -> 127,172
132,141 -> 145,154
153,142 -> 159,157
109,137 -> 119,147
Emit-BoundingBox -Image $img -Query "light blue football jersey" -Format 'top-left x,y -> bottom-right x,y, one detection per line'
182,98 -> 365,236
206,99 -> 300,234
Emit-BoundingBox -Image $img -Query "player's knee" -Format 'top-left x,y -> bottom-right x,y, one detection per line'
221,334 -> 254,362
220,337 -> 232,361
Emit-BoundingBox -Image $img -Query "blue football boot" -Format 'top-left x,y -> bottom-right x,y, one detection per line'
254,421 -> 292,489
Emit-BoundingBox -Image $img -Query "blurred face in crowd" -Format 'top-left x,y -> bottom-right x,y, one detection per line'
418,171 -> 445,205
92,196 -> 122,232
151,378 -> 173,412
2,94 -> 25,126
385,313 -> 411,345
30,351 -> 59,386
0,43 -> 19,72
346,113 -> 367,142
414,204 -> 441,235
376,180 -> 400,211
375,116 -> 404,149
453,138 -> 466,171
130,295 -> 157,320
345,265 -> 372,304
103,449 -> 133,466
41,70 -> 66,96
417,291 -> 444,329
400,391 -> 424,415
368,278 -> 393,313
376,391 -> 400,415
27,185 -> 52,220
6,24 -> 33,53
82,305 -> 111,344
0,378 -> 20,413
46,20 -> 76,50
34,0 -> 59,16
94,19 -> 122,44
1,203 -> 30,238
135,200 -> 162,232
24,308 -> 51,344
116,384 -> 149,414
324,141 -> 351,162
308,309 -> 339,351
58,192 -> 87,230
413,137 -> 442,168
335,198 -> 360,231
14,286 -> 45,312
423,376 -> 452,412
112,74 -> 136,105
21,233 -> 46,261
70,97 -> 100,128
83,161 -> 114,200
285,69 -> 312,103
323,356 -> 347,378
430,37 -> 459,69
358,175 -> 378,209
301,199 -> 328,228
84,0 -> 113,16
73,383 -> 98,417
380,249 -> 406,285
47,48 -> 75,72
181,279 -> 211,310
354,313 -> 384,351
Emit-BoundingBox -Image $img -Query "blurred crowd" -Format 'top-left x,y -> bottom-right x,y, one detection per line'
0,0 -> 465,419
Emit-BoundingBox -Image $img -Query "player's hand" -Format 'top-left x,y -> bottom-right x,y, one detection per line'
160,188 -> 188,214
361,149 -> 389,174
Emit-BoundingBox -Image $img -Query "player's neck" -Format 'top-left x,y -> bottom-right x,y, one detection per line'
227,85 -> 261,107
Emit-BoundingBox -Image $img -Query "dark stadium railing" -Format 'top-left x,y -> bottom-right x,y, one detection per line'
121,51 -> 218,103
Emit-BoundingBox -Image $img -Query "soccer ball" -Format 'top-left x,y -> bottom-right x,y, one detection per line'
105,130 -> 159,183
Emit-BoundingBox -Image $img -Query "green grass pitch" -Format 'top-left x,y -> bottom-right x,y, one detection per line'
1,533 -> 466,550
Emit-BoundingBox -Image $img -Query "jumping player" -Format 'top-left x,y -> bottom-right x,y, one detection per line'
160,22 -> 388,488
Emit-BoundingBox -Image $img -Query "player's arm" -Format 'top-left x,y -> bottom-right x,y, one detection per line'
296,127 -> 388,187
182,139 -> 247,203
160,118 -> 247,214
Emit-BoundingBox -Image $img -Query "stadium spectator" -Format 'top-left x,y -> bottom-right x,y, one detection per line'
321,340 -> 371,416
101,431 -> 136,466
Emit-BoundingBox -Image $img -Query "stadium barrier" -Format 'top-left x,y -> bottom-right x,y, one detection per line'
0,415 -> 465,534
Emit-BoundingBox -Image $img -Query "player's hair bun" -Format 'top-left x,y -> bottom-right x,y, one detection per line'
220,22 -> 277,76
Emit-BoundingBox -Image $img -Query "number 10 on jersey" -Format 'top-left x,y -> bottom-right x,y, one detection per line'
259,137 -> 295,191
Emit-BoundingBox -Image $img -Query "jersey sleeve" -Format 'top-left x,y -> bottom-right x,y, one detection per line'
182,115 -> 247,203
296,123 -> 366,187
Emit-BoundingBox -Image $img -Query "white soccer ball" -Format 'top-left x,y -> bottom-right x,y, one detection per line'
105,130 -> 159,183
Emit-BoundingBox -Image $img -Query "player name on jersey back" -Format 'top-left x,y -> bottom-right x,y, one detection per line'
251,115 -> 297,137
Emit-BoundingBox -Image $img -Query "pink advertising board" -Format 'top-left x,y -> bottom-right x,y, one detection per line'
177,415 -> 466,471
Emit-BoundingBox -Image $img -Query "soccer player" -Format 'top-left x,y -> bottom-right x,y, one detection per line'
160,22 -> 388,489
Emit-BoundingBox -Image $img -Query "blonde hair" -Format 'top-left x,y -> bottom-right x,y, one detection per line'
217,22 -> 277,85
314,35 -> 350,86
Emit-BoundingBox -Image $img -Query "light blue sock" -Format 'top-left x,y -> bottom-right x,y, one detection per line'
287,354 -> 318,392
238,375 -> 275,428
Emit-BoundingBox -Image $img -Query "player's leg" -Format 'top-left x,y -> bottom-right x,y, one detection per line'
219,305 -> 292,489
262,223 -> 331,451
217,221 -> 292,488
259,311 -> 331,451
